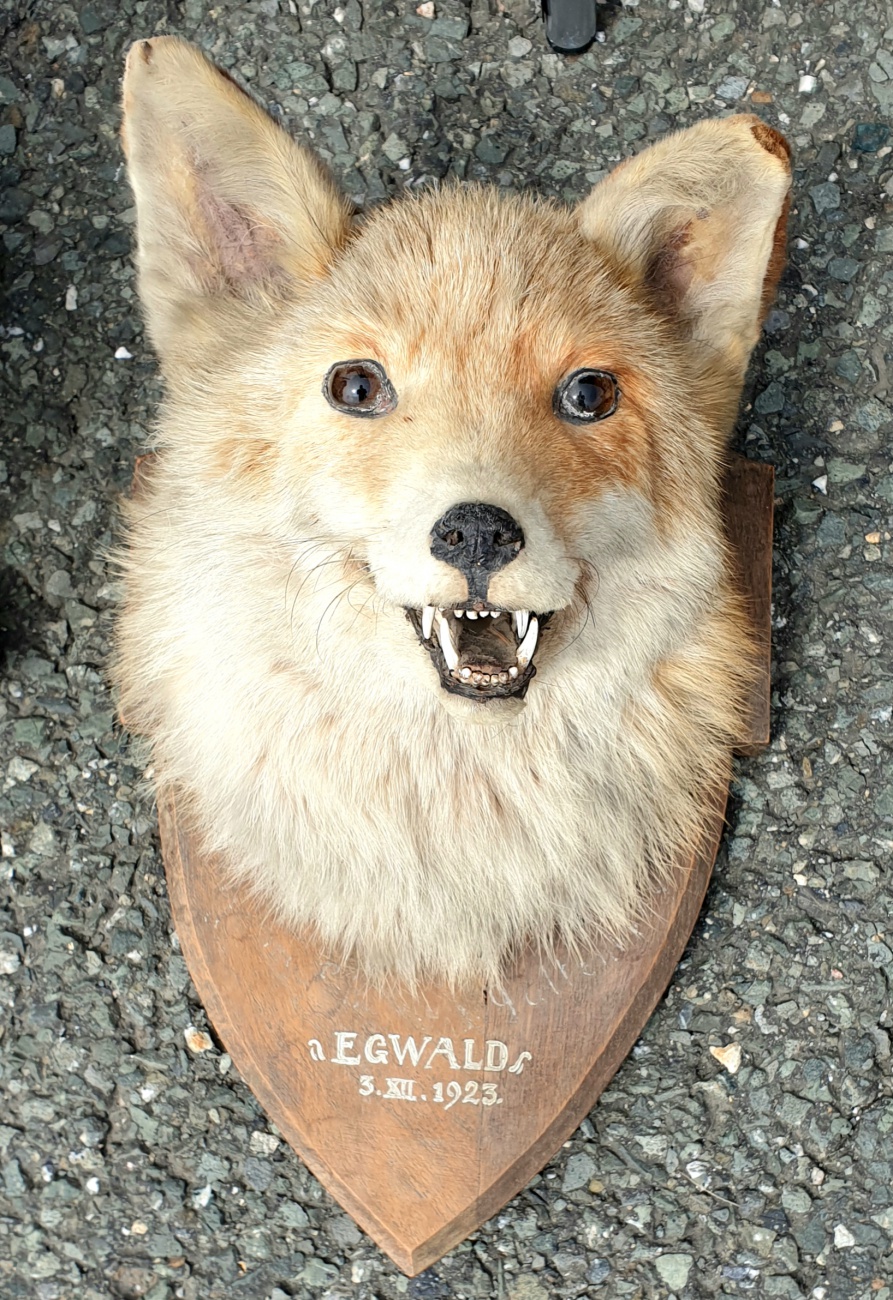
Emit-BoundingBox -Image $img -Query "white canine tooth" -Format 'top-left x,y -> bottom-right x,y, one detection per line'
466,610 -> 478,619
438,614 -> 459,670
460,667 -> 472,679
509,666 -> 519,679
422,605 -> 435,640
516,615 -> 539,667
514,610 -> 530,640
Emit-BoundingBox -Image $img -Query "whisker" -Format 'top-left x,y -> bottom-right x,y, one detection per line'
314,576 -> 369,660
550,559 -> 599,660
287,554 -> 351,620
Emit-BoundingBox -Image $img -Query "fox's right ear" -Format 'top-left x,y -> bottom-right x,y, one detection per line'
121,37 -> 352,369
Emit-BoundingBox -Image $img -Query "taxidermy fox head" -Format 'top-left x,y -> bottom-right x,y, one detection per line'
116,36 -> 789,983
120,36 -> 788,718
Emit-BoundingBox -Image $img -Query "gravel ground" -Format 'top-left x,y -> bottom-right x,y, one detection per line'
2,1 -> 893,1297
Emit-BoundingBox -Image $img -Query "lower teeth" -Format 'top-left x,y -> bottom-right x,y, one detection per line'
457,668 -> 513,688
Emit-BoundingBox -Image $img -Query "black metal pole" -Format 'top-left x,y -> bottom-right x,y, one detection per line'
541,0 -> 598,54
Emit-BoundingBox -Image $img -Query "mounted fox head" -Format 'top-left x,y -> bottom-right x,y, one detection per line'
121,36 -> 789,714
116,36 -> 790,982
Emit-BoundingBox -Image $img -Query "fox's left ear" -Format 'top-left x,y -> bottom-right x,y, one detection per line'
121,37 -> 352,371
577,116 -> 791,378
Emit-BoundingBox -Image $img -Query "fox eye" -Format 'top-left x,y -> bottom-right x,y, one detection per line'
324,360 -> 397,417
554,369 -> 619,424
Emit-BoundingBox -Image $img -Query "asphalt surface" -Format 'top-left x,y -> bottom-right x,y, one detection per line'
2,1 -> 893,1297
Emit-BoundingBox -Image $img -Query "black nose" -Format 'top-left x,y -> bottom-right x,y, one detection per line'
430,502 -> 525,595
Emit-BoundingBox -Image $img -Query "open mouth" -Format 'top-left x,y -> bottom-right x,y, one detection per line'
406,604 -> 551,700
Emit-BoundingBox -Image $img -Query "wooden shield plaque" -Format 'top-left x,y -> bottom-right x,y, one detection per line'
155,457 -> 774,1276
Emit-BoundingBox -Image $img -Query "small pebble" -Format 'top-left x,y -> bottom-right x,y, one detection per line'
853,122 -> 889,153
249,1130 -> 280,1155
709,1042 -> 742,1074
656,1253 -> 693,1288
183,1025 -> 214,1053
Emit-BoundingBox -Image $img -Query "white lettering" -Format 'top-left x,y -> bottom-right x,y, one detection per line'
364,1034 -> 389,1064
426,1037 -> 460,1070
332,1032 -> 361,1065
462,1038 -> 483,1070
383,1077 -> 416,1100
388,1035 -> 431,1067
308,1029 -> 533,1079
485,1040 -> 509,1072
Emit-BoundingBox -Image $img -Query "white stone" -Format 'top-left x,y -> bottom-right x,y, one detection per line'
249,1130 -> 281,1156
709,1042 -> 742,1074
184,1025 -> 214,1053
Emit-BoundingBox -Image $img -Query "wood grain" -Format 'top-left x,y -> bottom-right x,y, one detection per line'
160,789 -> 727,1274
723,456 -> 774,754
153,455 -> 774,1275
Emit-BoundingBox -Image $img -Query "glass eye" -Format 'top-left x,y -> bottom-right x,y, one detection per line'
323,360 -> 397,417
554,369 -> 619,424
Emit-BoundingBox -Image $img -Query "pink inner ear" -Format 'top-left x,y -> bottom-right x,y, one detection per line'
644,220 -> 695,314
195,173 -> 284,288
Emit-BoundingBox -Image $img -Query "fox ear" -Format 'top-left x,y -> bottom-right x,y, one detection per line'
578,116 -> 791,379
121,37 -> 352,367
